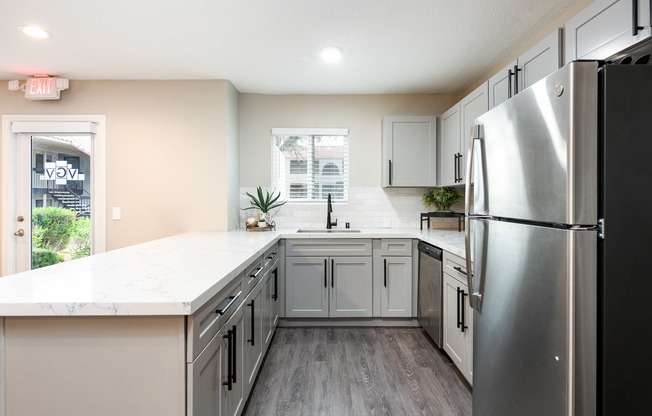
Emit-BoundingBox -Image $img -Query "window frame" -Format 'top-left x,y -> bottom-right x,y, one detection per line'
271,128 -> 349,204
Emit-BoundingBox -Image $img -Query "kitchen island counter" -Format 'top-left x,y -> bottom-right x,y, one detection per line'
0,228 -> 464,317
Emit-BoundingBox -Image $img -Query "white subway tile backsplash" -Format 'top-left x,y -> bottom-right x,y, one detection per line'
240,186 -> 460,230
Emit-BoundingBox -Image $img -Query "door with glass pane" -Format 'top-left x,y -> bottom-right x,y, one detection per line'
14,133 -> 93,272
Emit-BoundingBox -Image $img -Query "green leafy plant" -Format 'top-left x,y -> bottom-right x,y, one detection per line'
32,248 -> 62,269
32,207 -> 77,252
422,187 -> 462,211
70,217 -> 91,259
242,187 -> 287,213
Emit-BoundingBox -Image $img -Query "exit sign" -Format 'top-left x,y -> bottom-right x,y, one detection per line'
25,77 -> 60,100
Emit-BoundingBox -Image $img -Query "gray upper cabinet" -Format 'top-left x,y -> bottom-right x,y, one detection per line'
439,104 -> 461,187
439,83 -> 488,187
565,0 -> 651,64
488,28 -> 563,109
382,116 -> 437,187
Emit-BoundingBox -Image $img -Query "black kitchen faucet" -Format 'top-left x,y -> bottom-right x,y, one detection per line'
326,193 -> 337,229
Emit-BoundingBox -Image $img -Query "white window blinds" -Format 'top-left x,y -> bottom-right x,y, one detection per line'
271,128 -> 349,203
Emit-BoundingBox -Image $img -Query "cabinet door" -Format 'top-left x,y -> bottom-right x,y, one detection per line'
466,299 -> 473,385
380,256 -> 413,317
519,28 -> 562,91
565,0 -> 651,64
439,104 -> 461,187
220,305 -> 245,416
263,262 -> 279,351
285,257 -> 329,318
382,116 -> 437,187
187,329 -> 222,416
243,281 -> 263,398
443,273 -> 469,374
330,257 -> 373,317
488,60 -> 517,110
460,82 -> 488,185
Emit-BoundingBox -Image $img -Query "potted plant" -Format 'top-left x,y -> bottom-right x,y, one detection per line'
242,187 -> 287,227
422,187 -> 462,213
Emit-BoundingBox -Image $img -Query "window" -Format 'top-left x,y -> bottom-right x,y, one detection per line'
272,128 -> 349,202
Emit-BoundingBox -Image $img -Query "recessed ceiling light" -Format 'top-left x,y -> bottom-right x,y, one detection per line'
320,46 -> 343,63
19,25 -> 52,39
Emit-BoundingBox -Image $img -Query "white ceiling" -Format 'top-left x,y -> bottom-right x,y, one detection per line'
1,0 -> 578,94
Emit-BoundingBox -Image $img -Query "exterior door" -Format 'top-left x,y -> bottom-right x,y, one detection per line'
1,117 -> 106,275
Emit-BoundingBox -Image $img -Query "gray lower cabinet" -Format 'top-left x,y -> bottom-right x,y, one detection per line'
442,252 -> 473,385
220,304 -> 246,416
263,259 -> 280,350
285,256 -> 373,318
243,280 -> 264,398
380,256 -> 413,317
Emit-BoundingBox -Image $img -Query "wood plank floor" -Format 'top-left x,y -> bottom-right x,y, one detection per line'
243,327 -> 472,416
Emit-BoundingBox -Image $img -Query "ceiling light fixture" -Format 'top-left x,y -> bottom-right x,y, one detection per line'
320,46 -> 343,63
19,25 -> 52,39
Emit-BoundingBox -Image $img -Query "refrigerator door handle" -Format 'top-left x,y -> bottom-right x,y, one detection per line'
465,124 -> 485,310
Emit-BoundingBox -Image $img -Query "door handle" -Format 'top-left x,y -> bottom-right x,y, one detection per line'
513,65 -> 521,94
331,259 -> 334,288
14,229 -> 25,237
461,290 -> 469,332
222,330 -> 233,391
457,153 -> 463,182
388,160 -> 393,185
272,268 -> 278,300
324,259 -> 327,288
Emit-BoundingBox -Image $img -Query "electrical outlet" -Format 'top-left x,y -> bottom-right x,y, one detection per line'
383,217 -> 391,228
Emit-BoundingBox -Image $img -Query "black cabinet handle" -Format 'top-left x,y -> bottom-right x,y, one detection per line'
272,268 -> 278,300
247,300 -> 255,346
250,267 -> 263,279
507,69 -> 513,99
232,325 -> 237,383
454,154 -> 459,183
633,0 -> 645,35
216,291 -> 241,315
324,259 -> 327,288
222,330 -> 233,391
461,291 -> 469,332
513,65 -> 521,95
457,153 -> 463,182
388,160 -> 393,185
456,287 -> 462,329
383,258 -> 387,287
331,259 -> 334,288
453,266 -> 467,276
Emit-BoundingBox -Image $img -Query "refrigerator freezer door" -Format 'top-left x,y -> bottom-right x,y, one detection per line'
471,61 -> 598,226
472,219 -> 596,416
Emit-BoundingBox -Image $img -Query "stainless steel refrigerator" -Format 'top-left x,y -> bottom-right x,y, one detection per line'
464,61 -> 652,415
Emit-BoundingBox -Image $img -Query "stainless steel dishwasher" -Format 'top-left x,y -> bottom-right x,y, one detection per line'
417,241 -> 443,348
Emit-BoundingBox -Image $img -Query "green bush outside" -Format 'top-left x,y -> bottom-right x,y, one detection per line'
32,207 -> 77,252
31,207 -> 91,268
32,248 -> 62,269
70,217 -> 91,259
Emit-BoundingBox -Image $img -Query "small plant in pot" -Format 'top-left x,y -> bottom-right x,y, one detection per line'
422,187 -> 462,213
242,187 -> 287,227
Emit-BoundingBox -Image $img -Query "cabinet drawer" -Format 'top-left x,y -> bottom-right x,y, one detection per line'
443,251 -> 469,286
286,239 -> 372,257
262,242 -> 280,270
244,256 -> 264,295
380,239 -> 412,256
187,275 -> 243,362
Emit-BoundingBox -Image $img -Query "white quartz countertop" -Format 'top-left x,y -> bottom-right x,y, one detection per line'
0,228 -> 465,317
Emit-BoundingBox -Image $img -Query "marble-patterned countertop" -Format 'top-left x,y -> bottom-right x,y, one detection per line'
0,228 -> 465,317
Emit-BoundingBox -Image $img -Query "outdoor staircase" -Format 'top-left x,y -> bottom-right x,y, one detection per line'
48,187 -> 91,217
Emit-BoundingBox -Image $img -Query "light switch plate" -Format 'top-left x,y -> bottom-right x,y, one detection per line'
112,207 -> 121,221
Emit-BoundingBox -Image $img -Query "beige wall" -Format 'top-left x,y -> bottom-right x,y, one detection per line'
0,80 -> 238,252
239,94 -> 456,188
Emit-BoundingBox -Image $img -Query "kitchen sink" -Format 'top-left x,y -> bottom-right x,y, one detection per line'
296,229 -> 362,233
